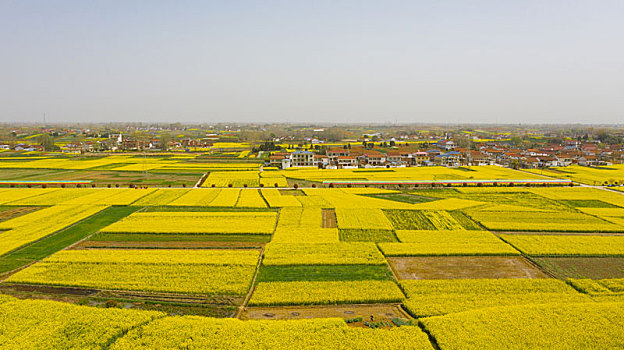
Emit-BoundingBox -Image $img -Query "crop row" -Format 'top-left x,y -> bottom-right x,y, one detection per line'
500,234 -> 624,256
271,207 -> 339,243
100,211 -> 277,234
400,278 -> 591,317
379,230 -> 519,256
335,208 -> 394,230
262,242 -> 387,265
6,249 -> 259,295
248,280 -> 405,306
0,205 -> 108,256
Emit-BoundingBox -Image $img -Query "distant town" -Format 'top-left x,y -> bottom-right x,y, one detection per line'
1,123 -> 623,169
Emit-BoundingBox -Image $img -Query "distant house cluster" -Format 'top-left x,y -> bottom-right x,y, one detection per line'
267,138 -> 624,169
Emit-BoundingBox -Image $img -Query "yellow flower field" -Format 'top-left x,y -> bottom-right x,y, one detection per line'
420,302 -> 624,349
0,298 -> 164,350
249,280 -> 405,306
499,234 -> 624,255
379,230 -> 519,256
401,278 -> 592,317
7,249 -> 259,295
262,242 -> 387,265
335,208 -> 394,230
111,317 -> 433,350
0,205 -> 108,256
272,207 -> 339,243
100,211 -> 277,234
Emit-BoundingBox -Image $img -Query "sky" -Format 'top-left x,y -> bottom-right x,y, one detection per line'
1,0 -> 623,124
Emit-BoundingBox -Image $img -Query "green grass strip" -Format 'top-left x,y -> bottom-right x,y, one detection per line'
256,265 -> 394,282
0,206 -> 140,274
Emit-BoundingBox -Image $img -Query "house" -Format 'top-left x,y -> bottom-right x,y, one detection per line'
524,157 -> 540,168
437,140 -> 455,151
434,151 -> 462,166
360,151 -> 386,166
327,148 -> 350,162
466,151 -> 490,166
314,155 -> 330,167
269,153 -> 290,167
412,152 -> 430,166
336,156 -> 358,168
291,151 -> 315,167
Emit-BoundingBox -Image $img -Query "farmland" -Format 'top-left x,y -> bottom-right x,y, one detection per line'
1,167 -> 624,348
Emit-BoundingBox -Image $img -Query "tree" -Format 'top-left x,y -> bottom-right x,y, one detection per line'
37,134 -> 59,151
510,135 -> 522,147
159,133 -> 172,151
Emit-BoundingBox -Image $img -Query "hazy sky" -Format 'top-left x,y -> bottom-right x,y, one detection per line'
1,1 -> 623,124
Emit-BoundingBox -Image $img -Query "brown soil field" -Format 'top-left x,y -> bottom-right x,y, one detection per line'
322,208 -> 337,228
240,303 -> 408,321
75,240 -> 265,249
387,256 -> 549,280
0,283 -> 239,317
0,207 -> 41,222
533,257 -> 624,279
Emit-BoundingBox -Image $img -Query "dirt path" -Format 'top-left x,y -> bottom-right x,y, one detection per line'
322,208 -> 337,228
235,246 -> 265,318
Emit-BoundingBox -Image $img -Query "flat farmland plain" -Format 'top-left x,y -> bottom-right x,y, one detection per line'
1,168 -> 624,348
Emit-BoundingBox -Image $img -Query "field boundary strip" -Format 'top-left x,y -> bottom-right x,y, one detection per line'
236,246 -> 265,318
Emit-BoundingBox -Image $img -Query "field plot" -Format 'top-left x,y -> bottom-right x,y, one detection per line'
534,257 -> 624,279
276,165 -> 542,183
262,243 -> 387,265
468,210 -> 624,232
249,280 -> 404,306
110,317 -> 433,349
379,230 -> 519,256
339,229 -> 398,242
385,210 -> 481,230
388,256 -> 548,280
525,164 -> 624,185
241,303 -> 406,321
167,189 -> 222,206
257,265 -> 393,282
203,171 -> 260,187
100,211 -> 277,234
272,207 -> 339,243
401,278 -> 591,317
420,302 -> 624,350
0,205 -> 108,256
0,188 -> 60,205
129,189 -> 190,206
335,208 -> 394,230
500,234 -> 624,255
303,188 -> 415,209
6,249 -> 260,296
0,206 -> 41,222
0,206 -> 139,274
0,298 -> 163,350
235,189 -> 267,207
530,187 -> 624,207
61,188 -> 156,205
567,278 -> 624,295
261,188 -> 302,207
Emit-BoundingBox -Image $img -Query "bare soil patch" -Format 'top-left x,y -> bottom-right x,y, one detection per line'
533,257 -> 624,279
322,208 -> 337,228
240,303 -> 408,321
0,283 -> 239,317
0,206 -> 41,222
388,256 -> 549,280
